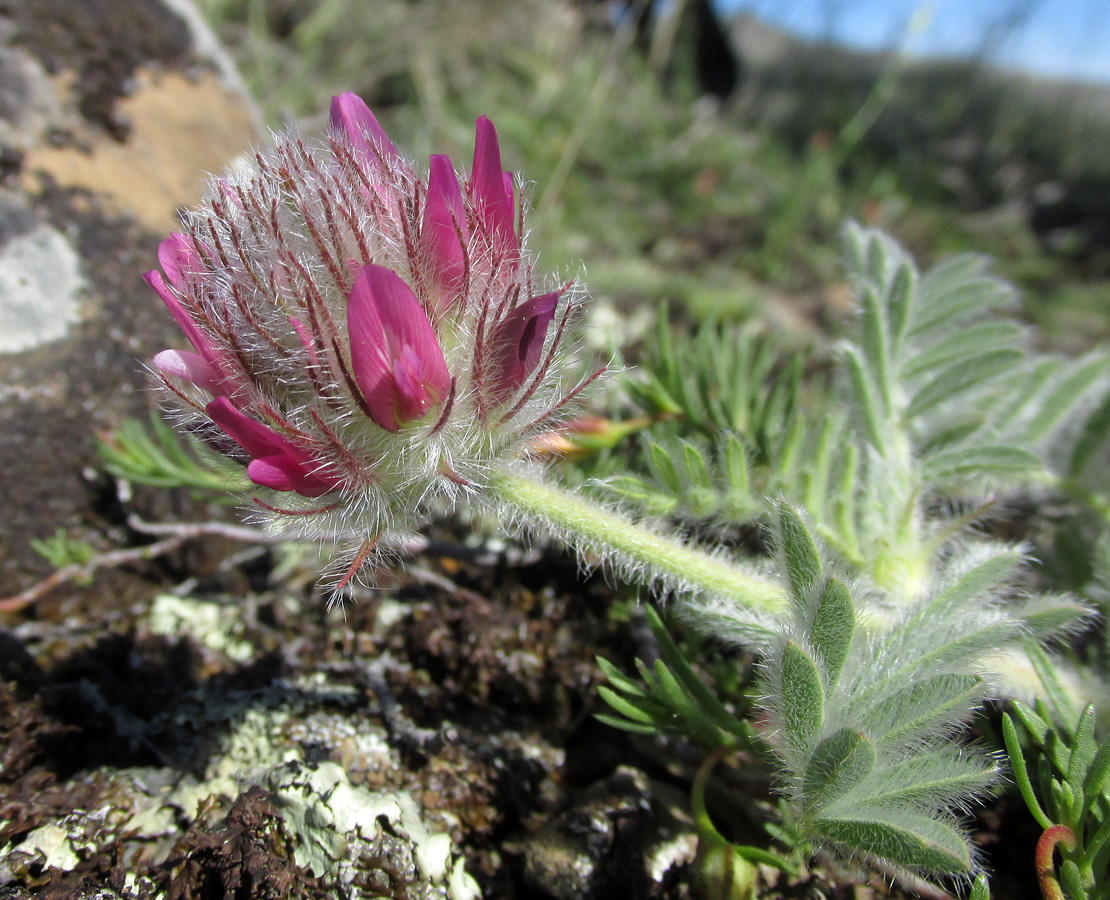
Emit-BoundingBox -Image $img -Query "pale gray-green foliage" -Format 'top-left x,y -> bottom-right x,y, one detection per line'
761,506 -> 1006,883
98,413 -> 250,499
840,222 -> 1110,497
600,227 -> 1106,889
602,308 -> 839,529
595,605 -> 762,751
608,226 -> 1110,582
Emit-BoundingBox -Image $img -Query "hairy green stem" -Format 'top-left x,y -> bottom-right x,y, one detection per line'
490,468 -> 787,615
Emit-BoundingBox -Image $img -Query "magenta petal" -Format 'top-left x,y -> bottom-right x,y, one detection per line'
420,154 -> 468,315
471,116 -> 517,254
487,291 -> 559,402
246,457 -> 334,496
330,92 -> 397,162
145,268 -> 244,398
157,233 -> 201,289
207,398 -> 339,497
208,397 -> 290,460
246,458 -> 298,493
391,345 -> 431,423
144,270 -> 218,360
347,265 -> 451,431
248,457 -> 335,497
153,349 -> 219,392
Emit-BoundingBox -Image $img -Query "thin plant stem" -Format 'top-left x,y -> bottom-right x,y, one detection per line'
490,467 -> 787,615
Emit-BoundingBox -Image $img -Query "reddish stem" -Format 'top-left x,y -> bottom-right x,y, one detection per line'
1036,824 -> 1078,900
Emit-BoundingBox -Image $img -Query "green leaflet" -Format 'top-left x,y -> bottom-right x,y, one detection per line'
1068,706 -> 1099,793
1019,355 -> 1107,445
860,285 -> 892,417
99,414 -> 249,496
802,728 -> 876,807
831,749 -> 999,809
910,272 -> 1015,338
600,435 -> 765,525
816,813 -> 973,876
810,578 -> 854,686
778,504 -> 823,601
1011,594 -> 1095,640
913,253 -> 987,304
851,673 -> 985,748
921,445 -> 1042,481
843,344 -> 887,453
905,348 -> 1023,419
1069,384 -> 1110,479
781,642 -> 825,754
930,549 -> 1023,609
1081,731 -> 1110,819
594,607 -> 753,749
886,261 -> 916,356
650,441 -> 684,495
900,321 -> 1023,379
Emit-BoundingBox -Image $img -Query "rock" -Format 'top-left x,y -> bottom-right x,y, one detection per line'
519,766 -> 696,900
0,0 -> 258,599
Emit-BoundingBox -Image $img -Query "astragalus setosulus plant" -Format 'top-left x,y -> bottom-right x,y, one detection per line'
140,93 -> 1107,895
597,224 -> 1110,893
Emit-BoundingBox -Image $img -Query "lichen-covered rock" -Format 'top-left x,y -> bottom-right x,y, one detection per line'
259,760 -> 480,899
0,0 -> 257,598
0,665 -> 480,898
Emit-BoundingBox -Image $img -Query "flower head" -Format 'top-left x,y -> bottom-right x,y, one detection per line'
147,92 -> 597,584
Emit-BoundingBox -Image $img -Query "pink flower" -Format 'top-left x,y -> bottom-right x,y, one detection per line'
486,291 -> 560,404
146,234 -> 239,397
147,91 -> 598,580
330,92 -> 397,164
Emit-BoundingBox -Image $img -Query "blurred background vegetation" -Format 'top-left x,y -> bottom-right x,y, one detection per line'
196,0 -> 1110,349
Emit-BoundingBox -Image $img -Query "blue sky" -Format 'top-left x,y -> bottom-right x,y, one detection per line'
713,0 -> 1110,84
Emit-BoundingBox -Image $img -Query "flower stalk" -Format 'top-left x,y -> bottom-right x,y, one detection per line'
489,466 -> 786,616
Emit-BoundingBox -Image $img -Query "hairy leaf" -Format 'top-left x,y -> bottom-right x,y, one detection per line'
803,728 -> 876,807
816,812 -> 973,876
837,750 -> 998,809
852,673 -> 985,748
901,321 -> 1023,380
921,445 -> 1042,481
781,642 -> 825,754
1069,385 -> 1110,479
810,578 -> 854,686
911,272 -> 1014,338
905,349 -> 1022,419
779,504 -> 822,601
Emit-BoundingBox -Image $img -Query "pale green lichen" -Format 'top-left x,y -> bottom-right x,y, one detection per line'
146,593 -> 254,661
1,823 -> 80,875
163,694 -> 480,899
0,675 -> 478,898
